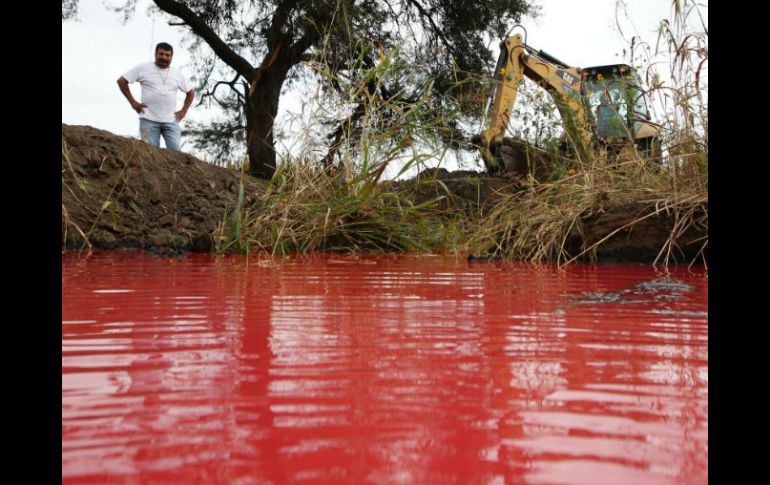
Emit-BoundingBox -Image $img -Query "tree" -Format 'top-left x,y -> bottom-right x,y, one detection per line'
66,0 -> 537,179
62,0 -> 79,20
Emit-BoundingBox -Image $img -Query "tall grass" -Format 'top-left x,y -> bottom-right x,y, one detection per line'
221,158 -> 464,255
617,0 -> 708,179
466,151 -> 707,265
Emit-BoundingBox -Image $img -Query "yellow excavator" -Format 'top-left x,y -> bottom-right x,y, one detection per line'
474,28 -> 661,175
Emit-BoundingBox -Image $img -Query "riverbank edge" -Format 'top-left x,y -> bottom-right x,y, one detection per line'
62,124 -> 707,265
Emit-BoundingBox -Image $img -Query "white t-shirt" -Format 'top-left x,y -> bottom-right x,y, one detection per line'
122,62 -> 193,123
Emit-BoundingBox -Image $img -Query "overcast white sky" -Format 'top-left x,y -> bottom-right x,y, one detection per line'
62,0 -> 699,163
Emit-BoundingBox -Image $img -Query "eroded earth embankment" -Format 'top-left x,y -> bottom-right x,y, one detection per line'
62,124 -> 265,253
61,124 -> 707,263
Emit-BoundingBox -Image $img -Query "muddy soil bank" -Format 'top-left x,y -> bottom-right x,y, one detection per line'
391,167 -> 707,264
62,124 -> 265,254
61,124 -> 706,263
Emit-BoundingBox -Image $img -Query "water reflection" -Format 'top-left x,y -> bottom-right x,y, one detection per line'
62,252 -> 707,484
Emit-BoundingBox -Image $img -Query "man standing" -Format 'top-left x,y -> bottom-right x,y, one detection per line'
117,42 -> 195,150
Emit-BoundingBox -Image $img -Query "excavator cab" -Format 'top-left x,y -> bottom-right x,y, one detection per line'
580,64 -> 658,145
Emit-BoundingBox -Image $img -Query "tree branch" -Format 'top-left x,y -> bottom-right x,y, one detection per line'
152,0 -> 256,79
405,0 -> 456,58
266,1 -> 294,52
197,72 -> 246,109
289,29 -> 321,65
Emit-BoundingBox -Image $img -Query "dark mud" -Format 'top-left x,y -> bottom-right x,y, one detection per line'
387,168 -> 523,211
566,200 -> 708,264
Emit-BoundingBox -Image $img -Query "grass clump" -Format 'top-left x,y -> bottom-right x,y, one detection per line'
467,149 -> 707,266
219,159 -> 462,255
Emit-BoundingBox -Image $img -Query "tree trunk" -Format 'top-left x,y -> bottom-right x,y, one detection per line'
245,62 -> 290,179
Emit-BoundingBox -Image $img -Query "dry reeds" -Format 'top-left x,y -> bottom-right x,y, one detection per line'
223,159 -> 456,255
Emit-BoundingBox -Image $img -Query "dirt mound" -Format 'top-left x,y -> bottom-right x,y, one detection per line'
566,201 -> 708,264
388,167 -> 524,213
62,124 -> 264,253
489,138 -> 565,179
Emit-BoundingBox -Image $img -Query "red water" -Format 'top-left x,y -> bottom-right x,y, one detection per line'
62,251 -> 707,485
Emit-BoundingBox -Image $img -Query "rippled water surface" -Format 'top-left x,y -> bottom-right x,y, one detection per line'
62,251 -> 708,484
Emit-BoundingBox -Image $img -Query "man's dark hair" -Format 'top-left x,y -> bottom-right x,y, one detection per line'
155,42 -> 173,54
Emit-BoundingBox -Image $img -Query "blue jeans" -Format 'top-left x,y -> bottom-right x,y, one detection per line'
139,118 -> 182,150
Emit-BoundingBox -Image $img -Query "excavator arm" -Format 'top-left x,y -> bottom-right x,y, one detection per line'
477,34 -> 594,173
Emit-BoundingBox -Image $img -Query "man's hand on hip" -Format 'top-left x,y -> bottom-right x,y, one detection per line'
175,109 -> 188,122
131,101 -> 147,114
